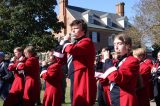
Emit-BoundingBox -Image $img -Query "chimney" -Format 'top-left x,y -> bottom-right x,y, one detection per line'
59,0 -> 68,17
116,2 -> 125,16
59,0 -> 68,35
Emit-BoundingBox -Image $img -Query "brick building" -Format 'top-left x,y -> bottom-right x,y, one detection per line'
57,0 -> 131,51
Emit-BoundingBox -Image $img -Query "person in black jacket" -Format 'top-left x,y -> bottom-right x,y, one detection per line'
96,47 -> 113,106
152,50 -> 160,106
0,52 -> 13,100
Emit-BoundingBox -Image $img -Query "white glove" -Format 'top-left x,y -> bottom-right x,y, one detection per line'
101,66 -> 117,79
59,40 -> 65,45
40,70 -> 47,77
41,61 -> 47,67
19,56 -> 24,62
59,34 -> 71,45
64,34 -> 71,41
151,67 -> 157,73
10,57 -> 16,62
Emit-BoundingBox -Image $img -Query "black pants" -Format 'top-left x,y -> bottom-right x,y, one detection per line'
155,96 -> 160,106
97,82 -> 107,106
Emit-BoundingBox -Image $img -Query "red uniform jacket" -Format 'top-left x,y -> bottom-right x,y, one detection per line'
144,59 -> 154,99
144,59 -> 153,69
41,62 -> 63,106
64,37 -> 97,106
103,56 -> 140,106
136,61 -> 151,106
4,56 -> 25,106
18,56 -> 40,106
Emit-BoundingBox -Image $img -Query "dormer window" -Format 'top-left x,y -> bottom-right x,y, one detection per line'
117,16 -> 128,28
89,15 -> 94,24
100,14 -> 112,27
124,20 -> 128,28
82,10 -> 94,23
107,18 -> 112,26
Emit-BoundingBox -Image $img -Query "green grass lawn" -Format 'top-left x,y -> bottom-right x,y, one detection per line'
62,80 -> 71,106
0,98 -> 3,106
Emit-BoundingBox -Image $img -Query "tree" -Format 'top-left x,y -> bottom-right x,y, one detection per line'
123,27 -> 141,49
133,0 -> 160,49
0,0 -> 64,52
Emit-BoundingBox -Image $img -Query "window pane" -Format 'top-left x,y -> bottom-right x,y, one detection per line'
92,32 -> 97,43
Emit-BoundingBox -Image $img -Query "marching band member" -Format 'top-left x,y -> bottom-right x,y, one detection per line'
62,19 -> 97,106
96,33 -> 140,106
133,48 -> 151,106
4,47 -> 26,106
17,46 -> 40,106
40,48 -> 65,106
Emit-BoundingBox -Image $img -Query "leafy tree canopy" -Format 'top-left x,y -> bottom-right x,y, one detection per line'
123,27 -> 141,49
0,0 -> 64,52
133,0 -> 160,49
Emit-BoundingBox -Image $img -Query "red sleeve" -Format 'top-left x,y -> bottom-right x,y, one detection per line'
8,60 -> 20,72
140,64 -> 151,87
17,63 -> 25,70
8,63 -> 16,71
64,38 -> 93,56
22,57 -> 35,71
42,64 -> 61,81
107,57 -> 140,86
15,57 -> 27,71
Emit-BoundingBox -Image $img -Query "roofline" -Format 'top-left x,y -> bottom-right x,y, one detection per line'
87,25 -> 124,31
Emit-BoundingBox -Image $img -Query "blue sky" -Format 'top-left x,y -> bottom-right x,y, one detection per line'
56,0 -> 140,23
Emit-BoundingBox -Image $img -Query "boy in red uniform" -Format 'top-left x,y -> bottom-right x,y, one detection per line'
4,47 -> 26,106
40,48 -> 65,106
17,46 -> 40,106
133,48 -> 151,106
144,58 -> 154,100
61,19 -> 97,106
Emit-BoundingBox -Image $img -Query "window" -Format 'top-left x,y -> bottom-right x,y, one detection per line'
92,32 -> 97,43
89,15 -> 94,24
108,34 -> 115,46
89,32 -> 100,43
124,20 -> 128,28
107,18 -> 112,26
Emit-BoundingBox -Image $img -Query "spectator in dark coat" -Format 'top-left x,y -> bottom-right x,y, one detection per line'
152,50 -> 160,106
0,52 -> 13,100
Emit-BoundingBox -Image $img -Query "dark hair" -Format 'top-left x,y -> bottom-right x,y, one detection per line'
114,33 -> 132,46
101,47 -> 111,52
70,19 -> 87,34
114,33 -> 132,53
